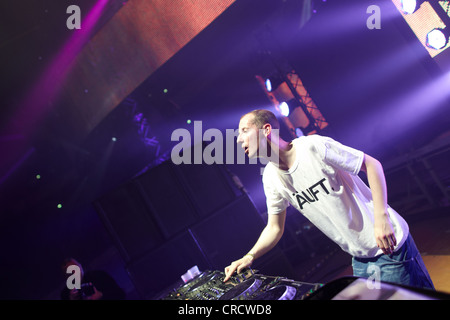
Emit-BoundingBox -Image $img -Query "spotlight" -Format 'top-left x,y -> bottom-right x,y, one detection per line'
265,78 -> 273,92
279,102 -> 290,117
426,28 -> 449,50
295,127 -> 304,137
264,75 -> 284,92
279,99 -> 299,117
400,0 -> 425,14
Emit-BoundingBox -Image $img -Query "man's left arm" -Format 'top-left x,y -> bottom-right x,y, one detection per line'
360,153 -> 397,255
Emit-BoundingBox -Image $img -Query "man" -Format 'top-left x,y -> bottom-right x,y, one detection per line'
223,109 -> 434,290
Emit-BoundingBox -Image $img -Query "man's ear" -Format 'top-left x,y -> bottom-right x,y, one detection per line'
262,124 -> 271,137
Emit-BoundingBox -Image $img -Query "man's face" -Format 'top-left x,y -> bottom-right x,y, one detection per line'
237,114 -> 266,159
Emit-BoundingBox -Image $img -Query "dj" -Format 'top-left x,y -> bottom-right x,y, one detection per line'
223,109 -> 434,290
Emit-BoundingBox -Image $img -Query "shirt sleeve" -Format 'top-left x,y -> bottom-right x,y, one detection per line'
262,165 -> 290,215
315,136 -> 364,175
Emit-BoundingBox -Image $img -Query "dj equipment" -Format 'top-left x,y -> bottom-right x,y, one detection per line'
161,270 -> 450,300
161,269 -> 323,300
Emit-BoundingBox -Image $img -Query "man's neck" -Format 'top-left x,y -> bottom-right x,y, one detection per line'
269,139 -> 296,171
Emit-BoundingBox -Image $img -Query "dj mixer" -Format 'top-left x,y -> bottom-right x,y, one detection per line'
162,269 -> 323,300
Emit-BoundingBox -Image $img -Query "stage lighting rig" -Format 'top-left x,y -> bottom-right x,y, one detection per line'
279,99 -> 300,117
264,74 -> 284,92
279,101 -> 290,117
426,27 -> 450,50
393,0 -> 450,59
255,27 -> 328,136
400,0 -> 426,14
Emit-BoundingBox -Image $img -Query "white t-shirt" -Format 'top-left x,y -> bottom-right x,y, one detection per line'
262,135 -> 409,258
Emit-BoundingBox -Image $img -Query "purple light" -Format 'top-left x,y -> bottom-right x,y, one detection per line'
1,0 -> 109,175
5,0 -> 109,134
342,70 -> 450,153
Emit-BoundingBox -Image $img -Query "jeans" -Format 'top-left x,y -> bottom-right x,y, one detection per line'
352,234 -> 435,290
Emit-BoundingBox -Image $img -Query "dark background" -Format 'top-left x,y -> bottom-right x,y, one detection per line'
0,0 -> 449,299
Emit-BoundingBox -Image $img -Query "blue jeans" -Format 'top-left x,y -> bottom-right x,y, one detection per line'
352,234 -> 435,290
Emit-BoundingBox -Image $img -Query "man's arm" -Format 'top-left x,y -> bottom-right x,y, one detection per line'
223,210 -> 286,282
360,153 -> 397,255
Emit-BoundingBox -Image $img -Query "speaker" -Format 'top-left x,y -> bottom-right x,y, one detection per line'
189,194 -> 266,270
251,247 -> 299,281
135,160 -> 238,239
134,160 -> 199,239
174,162 -> 238,217
93,181 -> 164,262
126,231 -> 210,299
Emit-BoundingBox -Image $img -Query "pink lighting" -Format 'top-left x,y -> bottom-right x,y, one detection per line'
0,0 -> 109,182
4,0 -> 109,135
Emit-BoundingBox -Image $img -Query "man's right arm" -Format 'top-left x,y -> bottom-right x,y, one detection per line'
223,209 -> 286,282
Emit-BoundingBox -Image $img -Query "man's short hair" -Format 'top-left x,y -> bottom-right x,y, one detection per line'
243,109 -> 280,130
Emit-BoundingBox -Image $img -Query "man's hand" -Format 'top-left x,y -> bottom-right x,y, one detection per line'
223,210 -> 286,283
361,154 -> 397,256
223,254 -> 254,282
374,212 -> 397,255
